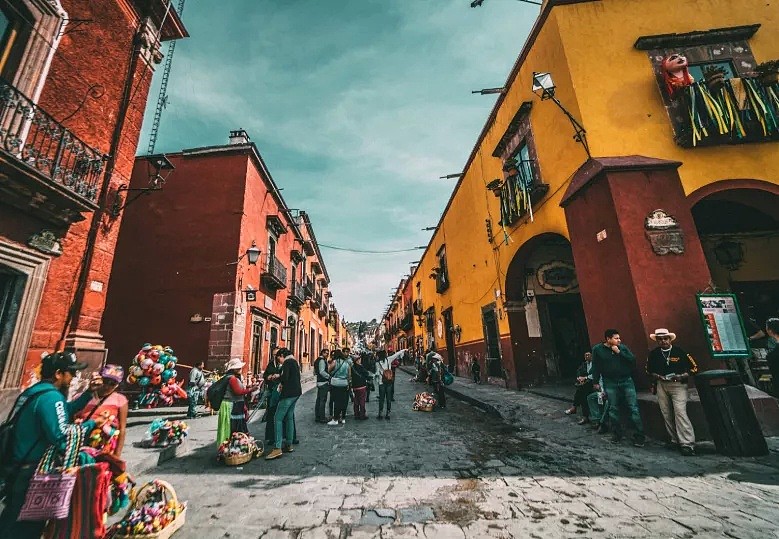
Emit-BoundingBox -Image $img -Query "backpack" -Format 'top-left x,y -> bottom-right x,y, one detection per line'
0,389 -> 56,498
206,374 -> 233,410
381,361 -> 394,383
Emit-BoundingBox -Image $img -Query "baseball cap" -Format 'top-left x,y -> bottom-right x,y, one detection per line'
42,351 -> 88,375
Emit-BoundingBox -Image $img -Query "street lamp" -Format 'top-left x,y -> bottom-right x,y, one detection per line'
227,240 -> 262,266
531,71 -> 591,158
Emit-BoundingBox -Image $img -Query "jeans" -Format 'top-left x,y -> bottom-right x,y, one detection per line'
656,380 -> 695,447
353,386 -> 367,418
315,384 -> 329,421
603,377 -> 643,436
274,396 -> 299,449
0,465 -> 44,539
330,386 -> 348,420
187,387 -> 201,418
378,383 -> 394,413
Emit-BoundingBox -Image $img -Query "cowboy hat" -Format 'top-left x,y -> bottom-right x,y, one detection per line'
650,328 -> 676,341
225,357 -> 245,371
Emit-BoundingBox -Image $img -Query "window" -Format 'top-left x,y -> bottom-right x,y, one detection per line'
435,245 -> 449,293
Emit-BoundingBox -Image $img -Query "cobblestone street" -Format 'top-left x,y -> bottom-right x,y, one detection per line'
137,376 -> 779,538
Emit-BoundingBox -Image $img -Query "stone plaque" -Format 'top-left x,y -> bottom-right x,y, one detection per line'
27,230 -> 62,256
645,209 -> 684,255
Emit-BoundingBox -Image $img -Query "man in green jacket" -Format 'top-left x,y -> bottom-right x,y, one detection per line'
590,329 -> 645,447
0,351 -> 102,538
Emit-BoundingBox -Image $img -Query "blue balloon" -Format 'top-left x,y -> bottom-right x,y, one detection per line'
158,353 -> 169,363
138,376 -> 150,387
161,369 -> 173,382
170,369 -> 177,380
169,355 -> 178,364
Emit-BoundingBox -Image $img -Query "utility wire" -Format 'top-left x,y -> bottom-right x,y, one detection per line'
318,243 -> 424,254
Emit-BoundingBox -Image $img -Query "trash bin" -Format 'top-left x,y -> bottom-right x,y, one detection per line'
695,370 -> 768,457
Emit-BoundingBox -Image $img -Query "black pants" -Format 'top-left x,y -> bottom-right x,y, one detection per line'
315,385 -> 329,421
378,383 -> 394,413
434,382 -> 446,408
264,404 -> 277,444
573,381 -> 594,417
331,386 -> 349,420
473,373 -> 481,383
0,465 -> 43,539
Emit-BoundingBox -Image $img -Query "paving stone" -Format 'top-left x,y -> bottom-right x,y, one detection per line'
422,523 -> 465,538
359,510 -> 395,526
398,506 -> 435,523
325,509 -> 362,524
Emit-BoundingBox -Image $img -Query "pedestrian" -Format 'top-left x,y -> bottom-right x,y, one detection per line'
327,350 -> 351,425
765,318 -> 779,398
187,360 -> 207,419
364,352 -> 377,402
388,349 -> 404,402
565,352 -> 595,425
74,364 -> 129,457
314,349 -> 331,423
590,329 -> 645,447
646,328 -> 699,456
351,355 -> 372,420
261,352 -> 283,453
375,350 -> 396,420
429,353 -> 447,409
586,376 -> 610,432
471,359 -> 481,384
216,358 -> 259,447
266,348 -> 302,460
0,351 -> 105,538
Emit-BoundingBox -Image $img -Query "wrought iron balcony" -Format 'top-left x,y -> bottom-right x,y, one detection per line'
288,280 -> 305,308
0,78 -> 104,225
261,255 -> 287,290
303,277 -> 315,298
401,312 -> 413,331
318,301 -> 328,318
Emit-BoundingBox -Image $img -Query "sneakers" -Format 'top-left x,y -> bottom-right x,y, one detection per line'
577,418 -> 590,425
632,434 -> 646,448
564,407 -> 577,415
680,445 -> 696,456
339,419 -> 346,425
265,448 -> 283,460
610,434 -> 623,444
282,446 -> 294,453
327,419 -> 339,426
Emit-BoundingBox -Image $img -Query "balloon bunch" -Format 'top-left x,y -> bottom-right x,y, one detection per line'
127,344 -> 186,408
112,481 -> 183,536
217,432 -> 261,461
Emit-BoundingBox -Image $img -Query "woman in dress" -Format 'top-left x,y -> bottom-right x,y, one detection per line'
216,358 -> 259,447
74,364 -> 129,457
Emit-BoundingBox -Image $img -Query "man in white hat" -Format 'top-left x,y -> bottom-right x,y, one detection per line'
646,328 -> 699,456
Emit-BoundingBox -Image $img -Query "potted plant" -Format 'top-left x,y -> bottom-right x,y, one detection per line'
755,60 -> 779,85
703,65 -> 728,92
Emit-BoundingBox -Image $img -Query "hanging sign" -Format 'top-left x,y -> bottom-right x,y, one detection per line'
536,261 -> 578,293
695,293 -> 750,358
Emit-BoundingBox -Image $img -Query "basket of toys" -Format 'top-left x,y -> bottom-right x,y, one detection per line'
113,479 -> 186,539
413,392 -> 437,412
218,432 -> 261,466
138,419 -> 189,448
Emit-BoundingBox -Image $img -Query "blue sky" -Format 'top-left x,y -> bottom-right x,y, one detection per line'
141,0 -> 538,322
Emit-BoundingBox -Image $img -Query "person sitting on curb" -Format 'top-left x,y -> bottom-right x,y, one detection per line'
586,375 -> 610,433
565,352 -> 595,424
0,351 -> 106,537
646,328 -> 698,456
591,329 -> 646,447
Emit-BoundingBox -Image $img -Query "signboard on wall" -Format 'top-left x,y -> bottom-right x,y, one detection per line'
695,293 -> 750,358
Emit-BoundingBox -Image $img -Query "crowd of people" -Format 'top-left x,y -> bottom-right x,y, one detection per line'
565,327 -> 699,455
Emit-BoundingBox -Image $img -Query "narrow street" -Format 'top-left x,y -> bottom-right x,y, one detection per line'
140,377 -> 779,538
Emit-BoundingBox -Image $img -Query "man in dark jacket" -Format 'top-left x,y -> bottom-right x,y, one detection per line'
646,328 -> 698,456
566,352 -> 595,424
314,349 -> 330,423
266,348 -> 302,460
0,351 -> 103,537
591,329 -> 645,447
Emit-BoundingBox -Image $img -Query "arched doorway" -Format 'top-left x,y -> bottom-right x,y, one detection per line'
505,233 -> 590,387
690,182 -> 779,389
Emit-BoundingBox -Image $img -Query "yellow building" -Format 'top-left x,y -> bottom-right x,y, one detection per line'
411,0 -> 779,390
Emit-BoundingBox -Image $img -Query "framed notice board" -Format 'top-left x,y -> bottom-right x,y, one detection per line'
695,293 -> 751,359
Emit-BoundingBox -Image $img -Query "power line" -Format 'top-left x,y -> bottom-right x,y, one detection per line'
318,243 -> 425,254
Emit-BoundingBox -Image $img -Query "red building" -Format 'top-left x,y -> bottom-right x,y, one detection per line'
0,0 -> 186,413
102,130 -> 333,375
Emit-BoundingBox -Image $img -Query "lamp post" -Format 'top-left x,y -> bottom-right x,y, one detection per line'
227,241 -> 262,266
532,72 -> 591,158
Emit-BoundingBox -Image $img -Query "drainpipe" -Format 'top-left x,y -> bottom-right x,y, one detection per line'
59,18 -> 151,347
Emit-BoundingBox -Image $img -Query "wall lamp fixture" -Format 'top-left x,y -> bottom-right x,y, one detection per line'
439,173 -> 462,179
110,154 -> 175,217
532,71 -> 591,158
227,241 -> 262,266
471,87 -> 505,95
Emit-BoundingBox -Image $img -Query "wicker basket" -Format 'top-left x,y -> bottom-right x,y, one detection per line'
224,452 -> 252,466
115,480 -> 186,539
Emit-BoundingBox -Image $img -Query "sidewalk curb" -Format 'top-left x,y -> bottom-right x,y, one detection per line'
398,366 -> 503,420
524,388 -> 572,404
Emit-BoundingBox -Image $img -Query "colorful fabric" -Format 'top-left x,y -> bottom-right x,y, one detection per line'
216,400 -> 232,447
51,462 -> 111,539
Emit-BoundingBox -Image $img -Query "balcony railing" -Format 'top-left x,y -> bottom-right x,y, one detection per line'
288,280 -> 305,307
401,312 -> 413,331
261,255 -> 287,290
0,78 -> 104,224
303,277 -> 314,298
499,159 -> 549,226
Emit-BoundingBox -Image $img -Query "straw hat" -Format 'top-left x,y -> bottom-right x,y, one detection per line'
225,358 -> 245,371
650,328 -> 676,341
